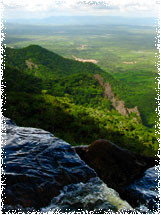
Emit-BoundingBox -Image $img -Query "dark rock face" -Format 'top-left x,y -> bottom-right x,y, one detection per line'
2,118 -> 96,210
125,166 -> 159,210
74,139 -> 158,206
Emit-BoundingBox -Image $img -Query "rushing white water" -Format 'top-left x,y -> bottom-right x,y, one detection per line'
41,177 -> 133,213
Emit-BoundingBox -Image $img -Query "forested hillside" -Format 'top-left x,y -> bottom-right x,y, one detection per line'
4,45 -> 129,109
3,45 -> 158,156
5,24 -> 157,128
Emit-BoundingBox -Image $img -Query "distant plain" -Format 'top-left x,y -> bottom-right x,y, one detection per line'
5,23 -> 158,127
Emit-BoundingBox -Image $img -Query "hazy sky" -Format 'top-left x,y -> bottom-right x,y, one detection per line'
2,0 -> 159,20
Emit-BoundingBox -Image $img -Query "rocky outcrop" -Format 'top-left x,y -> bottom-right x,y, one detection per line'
94,74 -> 105,86
127,106 -> 140,118
94,74 -> 140,117
2,118 -> 158,212
74,139 -> 158,206
25,59 -> 38,70
2,118 -> 96,210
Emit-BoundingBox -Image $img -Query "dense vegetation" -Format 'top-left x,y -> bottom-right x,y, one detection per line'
3,45 -> 158,157
5,24 -> 157,128
4,45 -> 119,108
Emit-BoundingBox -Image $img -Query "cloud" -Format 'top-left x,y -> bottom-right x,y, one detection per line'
77,1 -> 119,10
2,0 -> 158,17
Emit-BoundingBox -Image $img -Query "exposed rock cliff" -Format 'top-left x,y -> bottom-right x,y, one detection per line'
25,59 -> 38,70
127,106 -> 140,117
94,74 -> 140,117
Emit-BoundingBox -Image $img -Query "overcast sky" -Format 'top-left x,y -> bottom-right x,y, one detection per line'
2,0 -> 159,20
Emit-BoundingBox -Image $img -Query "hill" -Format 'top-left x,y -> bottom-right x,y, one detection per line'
4,24 -> 157,128
4,45 -> 131,112
3,45 -> 158,156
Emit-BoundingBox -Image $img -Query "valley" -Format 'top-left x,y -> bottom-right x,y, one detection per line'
5,23 -> 158,127
2,3 -> 159,211
3,44 -> 158,157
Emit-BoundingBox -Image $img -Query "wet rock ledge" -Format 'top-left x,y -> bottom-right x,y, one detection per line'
74,140 -> 158,206
2,118 -> 96,210
2,118 -> 158,211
